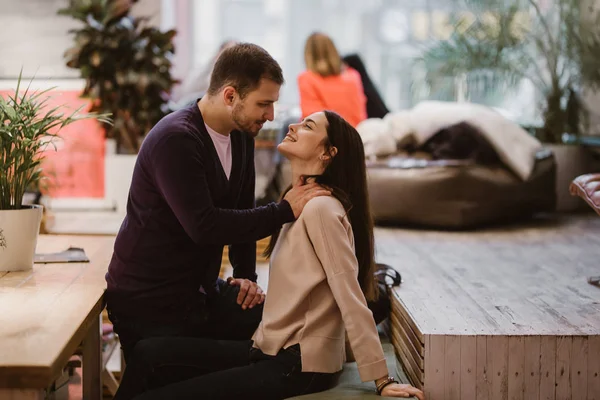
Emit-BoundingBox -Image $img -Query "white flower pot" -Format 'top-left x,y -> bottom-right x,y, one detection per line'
0,205 -> 43,272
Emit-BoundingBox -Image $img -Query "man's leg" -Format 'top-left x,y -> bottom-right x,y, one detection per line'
107,307 -> 202,363
203,279 -> 263,340
114,337 -> 253,400
132,346 -> 336,400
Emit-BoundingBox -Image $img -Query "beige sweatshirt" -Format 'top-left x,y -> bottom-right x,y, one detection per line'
252,196 -> 388,382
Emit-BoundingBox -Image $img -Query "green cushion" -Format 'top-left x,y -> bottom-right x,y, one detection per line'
288,343 -> 417,400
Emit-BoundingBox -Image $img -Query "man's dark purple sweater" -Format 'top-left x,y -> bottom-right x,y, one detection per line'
105,103 -> 294,319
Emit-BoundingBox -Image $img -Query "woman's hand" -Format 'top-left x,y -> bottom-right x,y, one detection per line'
380,383 -> 425,399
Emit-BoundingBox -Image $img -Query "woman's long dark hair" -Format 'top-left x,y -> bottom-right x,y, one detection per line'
264,111 -> 378,301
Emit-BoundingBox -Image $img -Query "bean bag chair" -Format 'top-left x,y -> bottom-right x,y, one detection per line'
367,149 -> 556,228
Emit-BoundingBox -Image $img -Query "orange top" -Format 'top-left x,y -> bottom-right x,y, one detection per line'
297,68 -> 367,127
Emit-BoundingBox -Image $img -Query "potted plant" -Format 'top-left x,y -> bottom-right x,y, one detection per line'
419,0 -> 600,210
0,73 -> 109,272
58,0 -> 178,214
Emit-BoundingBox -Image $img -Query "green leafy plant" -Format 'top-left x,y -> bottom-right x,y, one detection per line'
59,0 -> 178,153
0,72 -> 111,210
419,0 -> 600,143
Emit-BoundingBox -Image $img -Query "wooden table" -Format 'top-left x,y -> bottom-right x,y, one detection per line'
0,235 -> 115,400
376,215 -> 600,400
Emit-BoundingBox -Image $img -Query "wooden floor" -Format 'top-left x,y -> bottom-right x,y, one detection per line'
375,214 -> 600,400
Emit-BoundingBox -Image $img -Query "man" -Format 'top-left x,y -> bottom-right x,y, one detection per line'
105,43 -> 329,360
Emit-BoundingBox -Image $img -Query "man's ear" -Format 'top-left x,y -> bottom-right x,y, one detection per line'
223,86 -> 237,106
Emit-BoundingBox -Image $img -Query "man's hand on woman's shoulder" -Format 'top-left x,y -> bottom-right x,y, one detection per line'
284,176 -> 331,219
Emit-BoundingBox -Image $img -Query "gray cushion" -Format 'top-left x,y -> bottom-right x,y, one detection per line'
288,343 -> 417,400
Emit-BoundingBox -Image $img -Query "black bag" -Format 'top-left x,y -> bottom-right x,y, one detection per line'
368,263 -> 401,325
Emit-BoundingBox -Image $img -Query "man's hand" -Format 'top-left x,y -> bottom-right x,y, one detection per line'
284,177 -> 331,219
227,278 -> 265,310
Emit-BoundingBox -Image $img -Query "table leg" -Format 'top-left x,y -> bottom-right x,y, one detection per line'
82,314 -> 102,400
0,389 -> 45,400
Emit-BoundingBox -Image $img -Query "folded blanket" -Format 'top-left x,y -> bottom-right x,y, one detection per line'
357,101 -> 542,181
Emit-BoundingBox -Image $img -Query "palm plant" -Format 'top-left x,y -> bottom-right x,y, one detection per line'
419,0 -> 600,143
0,72 -> 110,210
59,0 -> 178,153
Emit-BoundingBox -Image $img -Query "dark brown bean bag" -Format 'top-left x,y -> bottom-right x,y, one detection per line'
367,149 -> 556,228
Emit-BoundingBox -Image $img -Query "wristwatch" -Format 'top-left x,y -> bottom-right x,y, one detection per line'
376,376 -> 398,395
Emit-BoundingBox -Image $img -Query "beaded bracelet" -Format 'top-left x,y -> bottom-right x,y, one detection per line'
376,376 -> 398,395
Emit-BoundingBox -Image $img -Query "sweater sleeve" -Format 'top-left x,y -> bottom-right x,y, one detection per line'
228,138 -> 258,281
298,72 -> 325,118
152,132 -> 295,246
302,197 -> 388,382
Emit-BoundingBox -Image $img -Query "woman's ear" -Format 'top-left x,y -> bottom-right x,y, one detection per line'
329,147 -> 338,158
320,146 -> 338,161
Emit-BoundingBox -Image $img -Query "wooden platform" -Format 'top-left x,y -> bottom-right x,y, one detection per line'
375,215 -> 600,400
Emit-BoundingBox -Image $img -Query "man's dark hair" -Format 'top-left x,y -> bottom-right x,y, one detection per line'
206,43 -> 284,98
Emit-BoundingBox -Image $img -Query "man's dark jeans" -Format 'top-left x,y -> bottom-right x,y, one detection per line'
115,338 -> 337,400
107,279 -> 263,362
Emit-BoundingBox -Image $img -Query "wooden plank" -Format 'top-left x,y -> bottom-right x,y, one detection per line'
392,333 -> 423,388
391,328 -> 422,386
477,336 -> 491,400
540,336 -> 557,400
392,302 -> 425,356
391,312 -> 424,369
571,336 -> 588,400
588,335 -> 600,400
508,336 -> 524,400
460,336 -> 477,400
391,291 -> 425,343
390,322 -> 423,384
444,335 -> 461,399
426,335 -> 445,400
555,336 -> 572,400
424,335 -> 433,400
524,336 -> 541,400
490,336 -> 509,400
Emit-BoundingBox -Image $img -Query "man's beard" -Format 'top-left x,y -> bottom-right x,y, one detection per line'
232,103 -> 262,136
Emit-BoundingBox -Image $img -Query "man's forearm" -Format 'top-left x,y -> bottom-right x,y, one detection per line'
229,242 -> 258,282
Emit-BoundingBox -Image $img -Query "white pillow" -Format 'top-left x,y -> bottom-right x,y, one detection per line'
408,101 -> 542,181
356,118 -> 396,157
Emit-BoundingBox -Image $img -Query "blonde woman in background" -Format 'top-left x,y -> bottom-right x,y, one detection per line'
298,32 -> 367,127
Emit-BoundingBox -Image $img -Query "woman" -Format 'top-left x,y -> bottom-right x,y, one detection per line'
298,33 -> 367,127
342,53 -> 390,119
115,111 -> 424,400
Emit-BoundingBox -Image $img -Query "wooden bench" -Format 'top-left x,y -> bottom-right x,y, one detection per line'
376,217 -> 600,399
